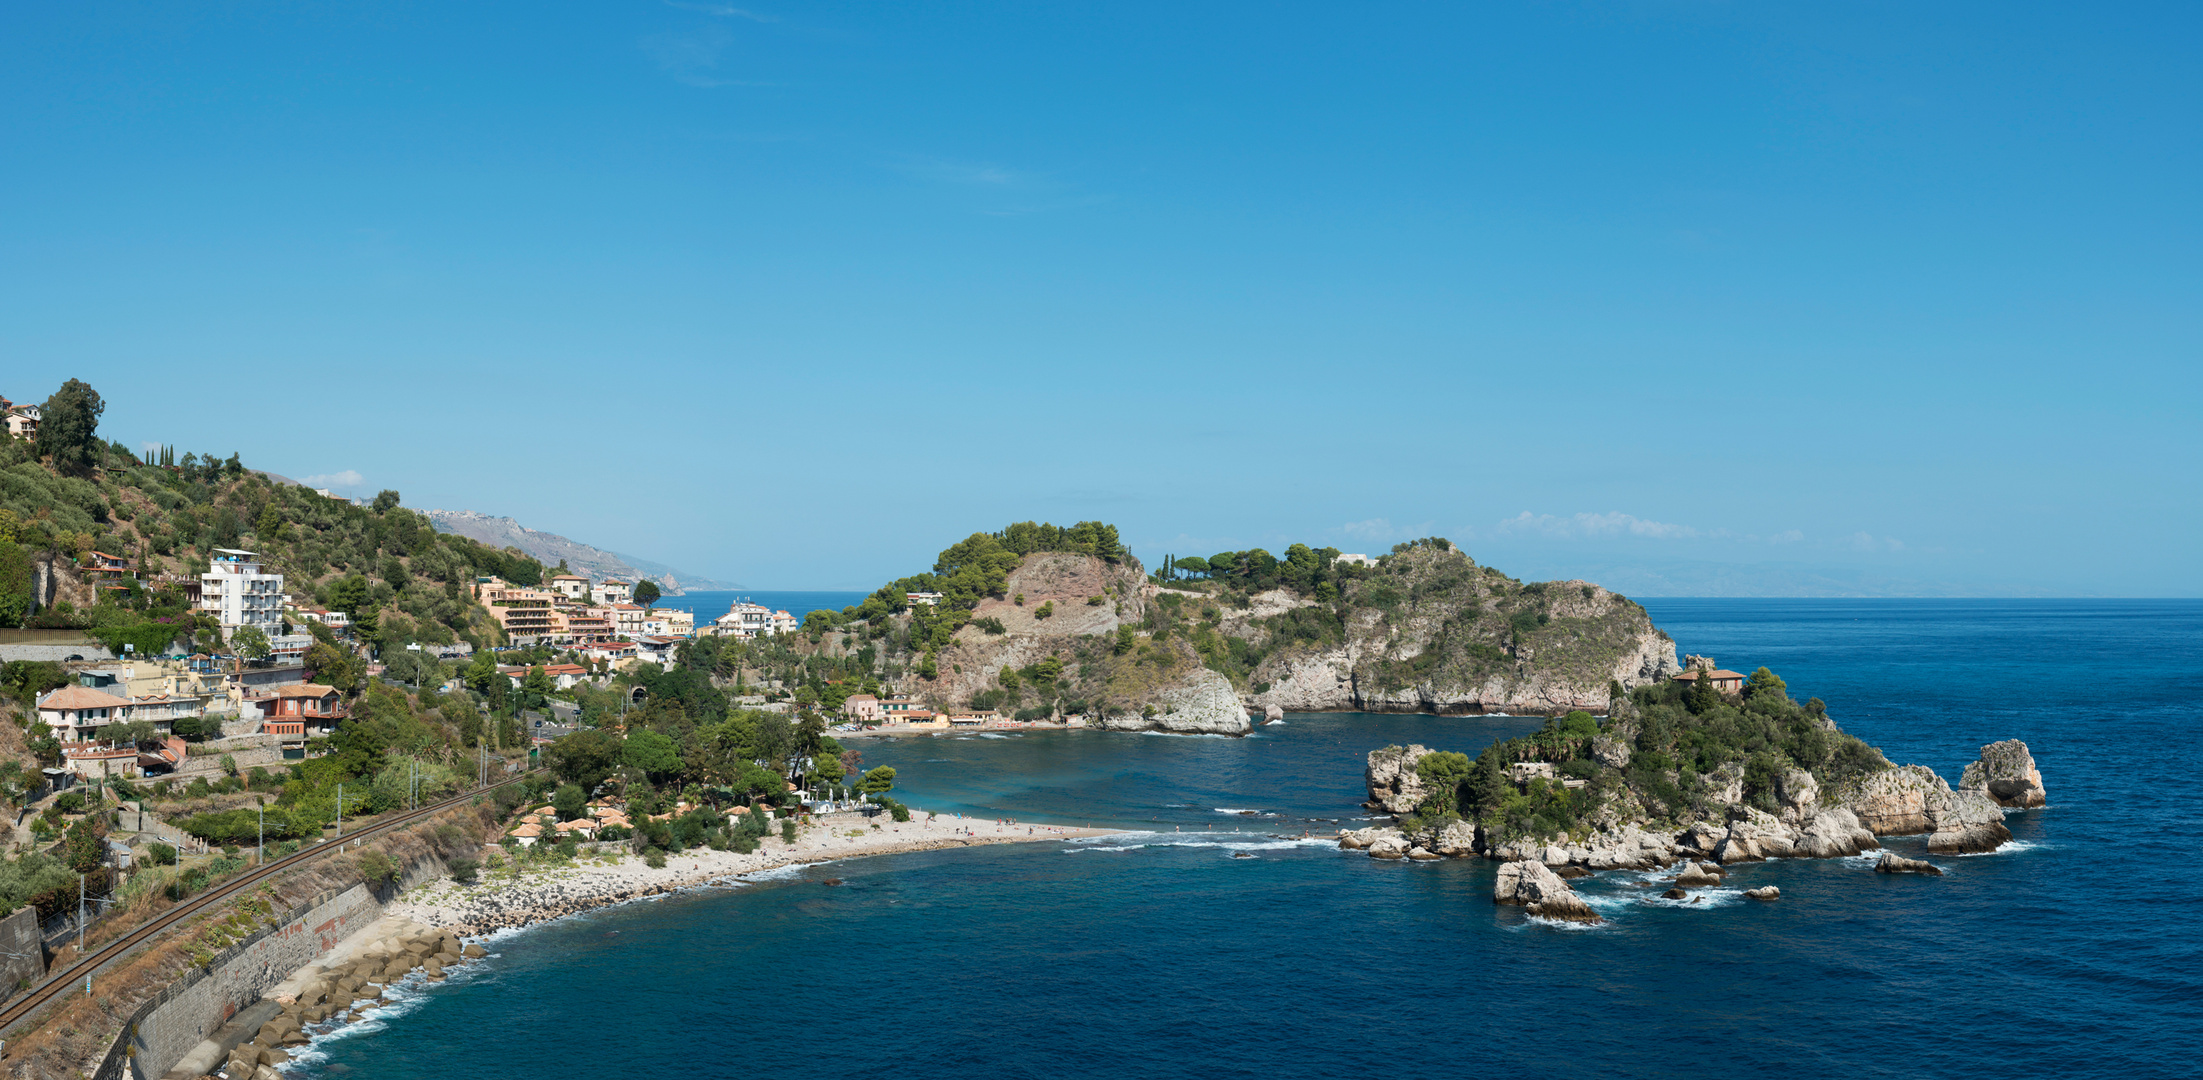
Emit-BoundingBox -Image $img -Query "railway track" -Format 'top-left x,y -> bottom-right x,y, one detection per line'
0,769 -> 542,1039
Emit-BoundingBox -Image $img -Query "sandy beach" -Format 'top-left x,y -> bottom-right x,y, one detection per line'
383,808 -> 1116,935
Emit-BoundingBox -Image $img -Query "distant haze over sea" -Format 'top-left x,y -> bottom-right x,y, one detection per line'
647,590 -> 870,625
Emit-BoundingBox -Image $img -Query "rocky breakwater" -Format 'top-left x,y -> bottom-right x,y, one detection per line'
227,925 -> 488,1078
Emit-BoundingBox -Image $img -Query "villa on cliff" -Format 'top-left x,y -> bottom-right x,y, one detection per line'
1673,655 -> 1746,694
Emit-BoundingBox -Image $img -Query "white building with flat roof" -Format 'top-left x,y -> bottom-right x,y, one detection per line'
199,548 -> 285,637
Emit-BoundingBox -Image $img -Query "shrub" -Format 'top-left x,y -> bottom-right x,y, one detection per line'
643,847 -> 667,869
355,848 -> 400,886
144,842 -> 178,866
448,858 -> 478,885
780,820 -> 796,844
1034,601 -> 1055,620
1086,595 -> 1105,606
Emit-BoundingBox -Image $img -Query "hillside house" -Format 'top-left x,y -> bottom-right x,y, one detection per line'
38,684 -> 135,741
549,574 -> 591,601
842,694 -> 881,724
3,402 -> 38,440
595,579 -> 634,605
1673,656 -> 1746,695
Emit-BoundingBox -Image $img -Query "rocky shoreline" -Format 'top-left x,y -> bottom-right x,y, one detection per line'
413,828 -> 1101,936
1342,739 -> 2046,919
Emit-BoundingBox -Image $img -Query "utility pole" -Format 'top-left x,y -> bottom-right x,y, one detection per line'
77,874 -> 84,953
257,801 -> 265,865
336,783 -> 343,839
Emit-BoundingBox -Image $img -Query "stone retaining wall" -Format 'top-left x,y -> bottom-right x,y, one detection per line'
91,851 -> 456,1080
98,884 -> 382,1079
0,908 -> 44,998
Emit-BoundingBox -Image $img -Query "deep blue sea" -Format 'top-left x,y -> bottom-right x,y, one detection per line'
298,600 -> 2203,1079
650,589 -> 870,628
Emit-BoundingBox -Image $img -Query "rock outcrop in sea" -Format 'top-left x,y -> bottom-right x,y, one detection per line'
1347,727 -> 2043,873
1961,739 -> 2048,808
1493,859 -> 1601,923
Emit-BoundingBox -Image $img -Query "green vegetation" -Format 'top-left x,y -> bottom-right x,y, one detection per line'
0,380 -> 539,649
1400,670 -> 1888,845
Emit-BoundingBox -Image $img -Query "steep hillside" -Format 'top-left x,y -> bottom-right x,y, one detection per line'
1156,540 -> 1676,716
423,509 -> 735,595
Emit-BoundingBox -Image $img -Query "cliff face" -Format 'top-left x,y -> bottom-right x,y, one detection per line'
929,553 -> 1248,735
1216,546 -> 1676,716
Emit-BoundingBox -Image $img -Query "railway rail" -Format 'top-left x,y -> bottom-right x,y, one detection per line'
0,769 -> 542,1040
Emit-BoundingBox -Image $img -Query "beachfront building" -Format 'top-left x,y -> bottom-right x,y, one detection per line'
842,694 -> 881,724
198,548 -> 285,637
879,697 -> 922,719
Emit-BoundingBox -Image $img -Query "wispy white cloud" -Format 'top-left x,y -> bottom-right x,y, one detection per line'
1490,512 -> 1821,546
1338,518 -> 1434,545
1496,511 -> 1703,540
1846,531 -> 1905,552
300,470 -> 365,489
663,1 -> 777,21
641,24 -> 781,88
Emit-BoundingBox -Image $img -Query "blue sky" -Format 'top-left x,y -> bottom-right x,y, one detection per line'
4,2 -> 2197,594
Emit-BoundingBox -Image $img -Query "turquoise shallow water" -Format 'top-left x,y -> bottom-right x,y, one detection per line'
295,599 -> 2203,1079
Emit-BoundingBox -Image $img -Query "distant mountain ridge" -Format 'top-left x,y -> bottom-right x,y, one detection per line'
422,509 -> 738,595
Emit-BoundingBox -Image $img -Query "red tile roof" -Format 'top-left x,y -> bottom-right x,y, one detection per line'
39,685 -> 132,711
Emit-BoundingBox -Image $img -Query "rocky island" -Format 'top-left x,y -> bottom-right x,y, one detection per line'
807,527 -> 1685,736
1339,662 -> 2046,922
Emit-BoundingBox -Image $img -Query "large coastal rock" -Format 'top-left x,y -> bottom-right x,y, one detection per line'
1792,808 -> 1879,858
1142,669 -> 1253,736
1364,744 -> 1432,814
1713,809 -> 1797,864
1493,860 -> 1601,923
1839,765 -> 1947,835
1875,853 -> 1943,876
1926,788 -> 2011,854
1959,740 -> 2047,808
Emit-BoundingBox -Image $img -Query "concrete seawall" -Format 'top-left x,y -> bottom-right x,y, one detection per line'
90,855 -> 452,1080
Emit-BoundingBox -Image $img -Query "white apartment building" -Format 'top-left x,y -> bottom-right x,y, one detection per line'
199,548 -> 285,637
596,579 -> 634,605
906,591 -> 945,606
549,574 -> 590,601
714,601 -> 773,638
